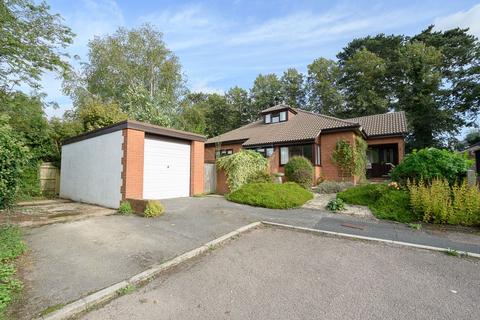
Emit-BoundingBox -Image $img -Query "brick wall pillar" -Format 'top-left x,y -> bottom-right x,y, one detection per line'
121,129 -> 145,200
191,140 -> 205,195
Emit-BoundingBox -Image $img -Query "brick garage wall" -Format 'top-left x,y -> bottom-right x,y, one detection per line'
121,129 -> 145,199
190,140 -> 205,195
320,131 -> 357,183
366,136 -> 406,162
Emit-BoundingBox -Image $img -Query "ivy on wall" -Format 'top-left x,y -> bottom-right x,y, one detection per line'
216,150 -> 268,191
331,136 -> 367,182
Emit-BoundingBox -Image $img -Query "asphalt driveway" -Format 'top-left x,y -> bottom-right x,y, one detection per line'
12,196 -> 480,319
84,227 -> 480,320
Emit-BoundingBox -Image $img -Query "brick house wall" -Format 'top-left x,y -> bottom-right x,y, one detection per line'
190,140 -> 205,196
366,136 -> 405,162
319,131 -> 358,183
121,129 -> 145,199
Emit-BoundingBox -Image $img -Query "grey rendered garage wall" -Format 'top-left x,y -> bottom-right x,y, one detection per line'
60,130 -> 124,208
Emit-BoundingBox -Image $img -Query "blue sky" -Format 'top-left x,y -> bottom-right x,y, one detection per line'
41,0 -> 480,134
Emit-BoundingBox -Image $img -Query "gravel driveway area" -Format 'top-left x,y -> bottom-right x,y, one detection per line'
83,227 -> 480,320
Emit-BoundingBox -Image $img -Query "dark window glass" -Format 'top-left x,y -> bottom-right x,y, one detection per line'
280,145 -> 314,165
216,149 -> 233,158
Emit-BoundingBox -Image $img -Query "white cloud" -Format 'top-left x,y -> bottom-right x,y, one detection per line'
66,0 -> 125,54
190,78 -> 224,95
433,4 -> 480,38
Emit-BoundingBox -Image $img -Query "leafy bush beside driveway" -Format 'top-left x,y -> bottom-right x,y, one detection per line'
338,184 -> 417,223
284,156 -> 313,189
227,182 -> 313,209
0,225 -> 27,318
391,148 -> 472,185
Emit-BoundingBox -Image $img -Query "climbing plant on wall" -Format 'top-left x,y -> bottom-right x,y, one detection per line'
331,136 -> 367,181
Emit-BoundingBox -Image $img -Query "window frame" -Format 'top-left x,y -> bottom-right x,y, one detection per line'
279,144 -> 317,166
216,149 -> 233,158
264,110 -> 288,124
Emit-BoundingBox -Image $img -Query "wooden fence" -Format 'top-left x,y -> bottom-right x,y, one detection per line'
204,163 -> 216,194
39,162 -> 60,195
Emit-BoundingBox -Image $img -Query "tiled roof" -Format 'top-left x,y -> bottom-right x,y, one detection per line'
206,109 -> 359,146
260,104 -> 296,114
347,111 -> 408,137
206,105 -> 408,146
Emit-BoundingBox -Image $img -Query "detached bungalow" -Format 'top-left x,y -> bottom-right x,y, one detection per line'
205,104 -> 408,192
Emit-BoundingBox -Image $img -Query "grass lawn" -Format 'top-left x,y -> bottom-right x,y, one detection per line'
227,182 -> 313,209
337,184 -> 419,223
0,225 -> 26,319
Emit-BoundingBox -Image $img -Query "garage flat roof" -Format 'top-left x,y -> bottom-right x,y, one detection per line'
62,120 -> 207,145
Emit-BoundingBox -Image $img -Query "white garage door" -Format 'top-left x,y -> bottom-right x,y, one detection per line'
143,136 -> 191,199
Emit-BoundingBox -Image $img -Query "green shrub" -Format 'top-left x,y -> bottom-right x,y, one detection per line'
369,190 -> 417,223
217,150 -> 268,191
118,201 -> 133,215
408,179 -> 480,226
337,183 -> 387,206
315,181 -> 353,194
143,200 -> 164,217
338,183 -> 417,223
0,225 -> 27,318
227,182 -> 313,209
0,116 -> 30,209
327,198 -> 345,211
331,137 -> 367,181
391,148 -> 473,185
246,170 -> 273,184
450,181 -> 480,226
284,156 -> 314,189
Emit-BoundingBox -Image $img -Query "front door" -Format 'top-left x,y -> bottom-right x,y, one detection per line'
366,144 -> 399,178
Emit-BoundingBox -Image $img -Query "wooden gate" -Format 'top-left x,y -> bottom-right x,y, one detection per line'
39,162 -> 60,195
204,163 -> 216,193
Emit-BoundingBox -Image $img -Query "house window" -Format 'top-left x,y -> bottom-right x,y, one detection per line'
216,149 -> 233,158
264,111 -> 288,124
280,144 -> 314,165
265,114 -> 271,123
315,145 -> 321,165
255,147 -> 274,158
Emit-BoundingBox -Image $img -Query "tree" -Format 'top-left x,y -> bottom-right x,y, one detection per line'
0,0 -> 74,91
250,74 -> 283,120
178,104 -> 206,135
398,42 -> 443,149
204,94 -> 236,137
66,24 -> 185,126
225,86 -> 250,126
77,98 -> 127,131
280,68 -> 305,108
306,58 -> 344,116
0,91 -> 56,162
341,48 -> 389,117
412,26 -> 480,128
0,115 -> 29,208
465,129 -> 480,146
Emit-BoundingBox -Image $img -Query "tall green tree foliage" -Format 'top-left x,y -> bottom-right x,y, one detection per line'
0,0 -> 74,92
280,68 -> 305,108
306,58 -> 344,115
397,42 -> 443,149
341,49 -> 389,117
0,115 -> 29,208
226,86 -> 250,126
250,74 -> 283,119
66,24 -> 185,126
204,94 -> 237,137
336,28 -> 480,149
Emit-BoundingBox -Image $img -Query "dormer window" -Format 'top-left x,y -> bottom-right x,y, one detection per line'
265,111 -> 287,124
